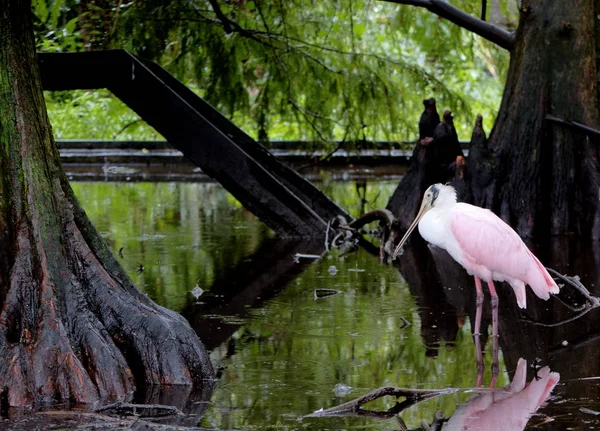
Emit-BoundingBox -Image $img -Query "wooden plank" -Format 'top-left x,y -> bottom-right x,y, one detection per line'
39,50 -> 351,237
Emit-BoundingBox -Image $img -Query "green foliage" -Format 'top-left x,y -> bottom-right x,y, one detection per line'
71,181 -> 271,310
33,0 -> 82,51
45,90 -> 163,140
35,0 -> 516,147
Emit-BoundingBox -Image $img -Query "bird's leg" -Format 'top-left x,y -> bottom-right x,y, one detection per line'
473,276 -> 484,387
487,280 -> 499,389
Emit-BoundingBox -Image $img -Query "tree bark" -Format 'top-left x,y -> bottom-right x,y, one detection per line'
0,0 -> 213,407
388,0 -> 600,240
485,0 -> 600,238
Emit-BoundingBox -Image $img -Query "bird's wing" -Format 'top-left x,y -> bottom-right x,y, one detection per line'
449,205 -> 531,280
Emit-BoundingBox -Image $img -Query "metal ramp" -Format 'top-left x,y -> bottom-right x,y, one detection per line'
39,50 -> 350,237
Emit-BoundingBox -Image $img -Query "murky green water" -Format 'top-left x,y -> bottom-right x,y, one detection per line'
58,180 -> 600,430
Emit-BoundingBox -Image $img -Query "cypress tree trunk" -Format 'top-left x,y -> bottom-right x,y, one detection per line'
0,0 -> 213,407
486,0 -> 600,238
388,0 -> 600,240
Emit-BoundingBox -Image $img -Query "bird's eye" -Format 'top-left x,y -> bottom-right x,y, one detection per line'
426,193 -> 431,198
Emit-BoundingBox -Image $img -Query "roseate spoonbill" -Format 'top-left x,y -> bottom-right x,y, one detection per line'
444,358 -> 560,430
393,184 -> 559,386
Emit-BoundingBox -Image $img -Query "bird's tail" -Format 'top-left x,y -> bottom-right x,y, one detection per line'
519,363 -> 560,412
526,251 -> 560,300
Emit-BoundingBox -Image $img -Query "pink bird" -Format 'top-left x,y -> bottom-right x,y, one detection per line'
393,184 -> 559,386
444,358 -> 560,430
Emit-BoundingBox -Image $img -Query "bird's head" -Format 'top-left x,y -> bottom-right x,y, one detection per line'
393,184 -> 457,258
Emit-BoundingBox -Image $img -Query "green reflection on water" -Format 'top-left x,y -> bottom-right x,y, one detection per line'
71,182 -> 272,311
71,180 -> 506,430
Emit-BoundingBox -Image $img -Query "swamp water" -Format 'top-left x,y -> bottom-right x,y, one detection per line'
5,180 -> 600,430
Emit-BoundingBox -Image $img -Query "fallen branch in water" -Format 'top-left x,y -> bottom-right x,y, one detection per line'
36,409 -> 200,430
94,401 -> 184,417
306,386 -> 458,419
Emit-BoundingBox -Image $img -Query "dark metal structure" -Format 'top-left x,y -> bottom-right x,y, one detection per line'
39,50 -> 350,237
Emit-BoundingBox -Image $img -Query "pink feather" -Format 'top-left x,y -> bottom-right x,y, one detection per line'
449,205 -> 559,309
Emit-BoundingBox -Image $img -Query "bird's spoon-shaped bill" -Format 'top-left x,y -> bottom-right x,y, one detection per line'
393,199 -> 433,258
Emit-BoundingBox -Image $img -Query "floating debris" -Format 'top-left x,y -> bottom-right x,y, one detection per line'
137,234 -> 166,241
333,383 -> 353,396
314,288 -> 343,299
118,247 -> 124,258
580,407 -> 600,416
327,265 -> 338,275
136,263 -> 144,274
348,268 -> 365,273
293,253 -> 321,263
191,285 -> 204,299
102,165 -> 137,175
400,317 -> 411,329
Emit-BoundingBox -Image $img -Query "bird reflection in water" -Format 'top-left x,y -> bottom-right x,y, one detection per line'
308,358 -> 559,431
443,358 -> 559,431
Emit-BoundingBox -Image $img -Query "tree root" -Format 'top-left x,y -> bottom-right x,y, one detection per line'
326,209 -> 398,261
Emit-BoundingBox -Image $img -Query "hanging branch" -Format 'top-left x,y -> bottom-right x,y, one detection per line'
112,118 -> 143,139
306,386 -> 457,419
546,115 -> 600,138
296,128 -> 350,172
380,0 -> 515,50
206,0 -> 232,33
521,268 -> 600,327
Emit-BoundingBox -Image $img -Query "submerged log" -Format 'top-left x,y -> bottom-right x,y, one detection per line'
0,0 -> 213,407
